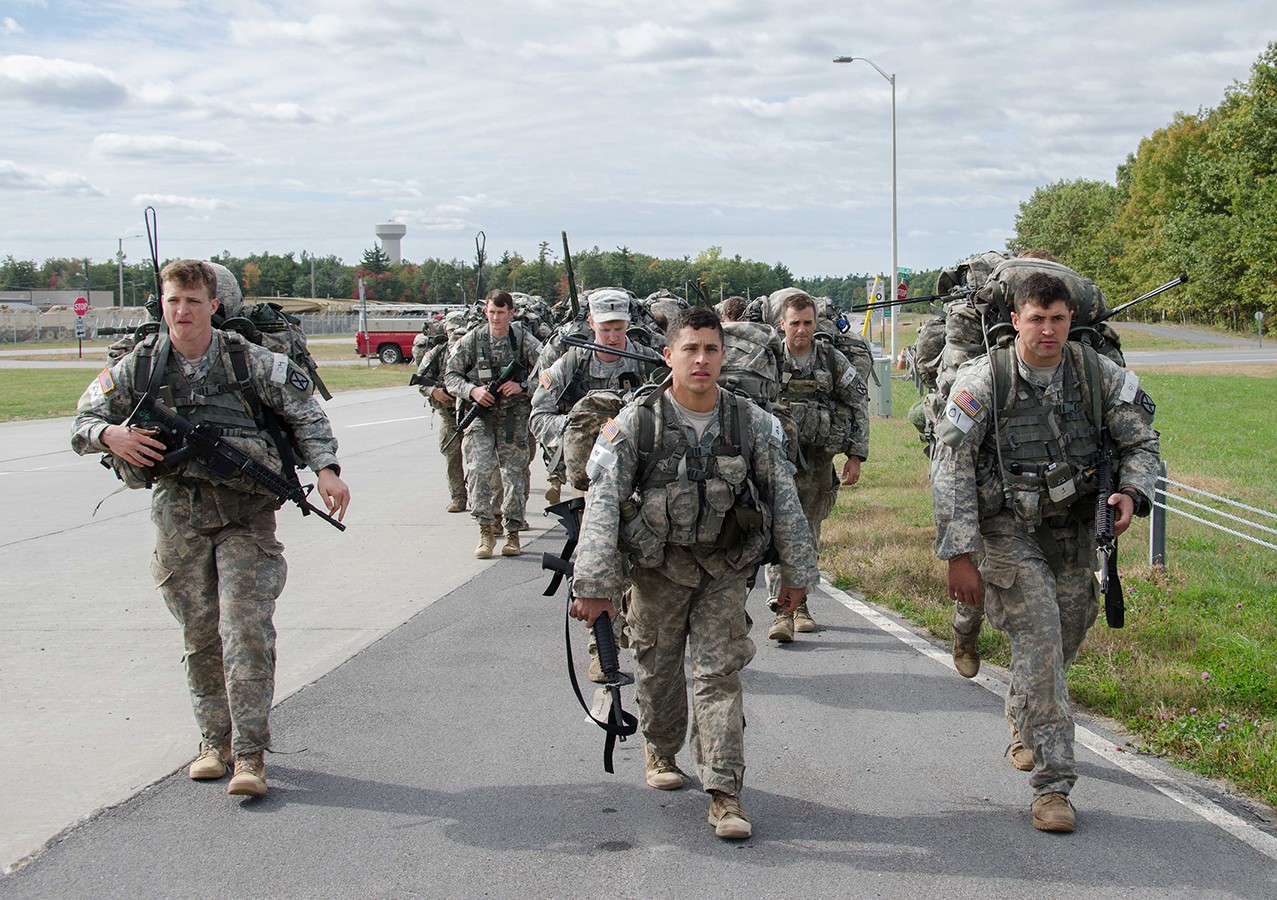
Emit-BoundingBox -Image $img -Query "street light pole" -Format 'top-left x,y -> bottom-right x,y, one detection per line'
834,54 -> 898,370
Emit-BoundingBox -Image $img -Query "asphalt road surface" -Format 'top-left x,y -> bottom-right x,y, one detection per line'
2,386 -> 1275,898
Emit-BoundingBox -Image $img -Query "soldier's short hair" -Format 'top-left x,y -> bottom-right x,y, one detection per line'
779,290 -> 817,318
160,259 -> 218,300
1014,272 -> 1073,313
485,289 -> 514,309
666,305 -> 723,346
717,295 -> 746,321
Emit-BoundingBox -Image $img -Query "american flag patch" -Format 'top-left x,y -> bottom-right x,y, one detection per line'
538,370 -> 552,390
953,390 -> 982,418
97,369 -> 115,395
600,418 -> 620,442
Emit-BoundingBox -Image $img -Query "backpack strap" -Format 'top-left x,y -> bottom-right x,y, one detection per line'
225,334 -> 302,477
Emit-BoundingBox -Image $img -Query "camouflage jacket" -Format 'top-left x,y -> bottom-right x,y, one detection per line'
528,341 -> 664,450
778,341 -> 869,460
930,340 -> 1160,561
573,386 -> 819,600
444,323 -> 542,412
415,339 -> 457,410
71,330 -> 340,492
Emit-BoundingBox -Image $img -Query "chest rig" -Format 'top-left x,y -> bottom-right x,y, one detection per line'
132,332 -> 294,486
777,343 -> 838,447
619,385 -> 770,570
556,345 -> 647,411
987,341 -> 1104,522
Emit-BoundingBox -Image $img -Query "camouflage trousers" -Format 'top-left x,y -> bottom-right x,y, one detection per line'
978,514 -> 1099,796
628,562 -> 756,795
150,480 -> 286,757
435,404 -> 466,503
765,446 -> 839,602
461,401 -> 532,530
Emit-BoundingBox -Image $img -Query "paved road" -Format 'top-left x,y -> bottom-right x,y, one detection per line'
0,386 -> 554,869
2,388 -> 1275,896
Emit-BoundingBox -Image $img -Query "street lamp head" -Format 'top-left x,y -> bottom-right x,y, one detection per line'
833,56 -> 854,63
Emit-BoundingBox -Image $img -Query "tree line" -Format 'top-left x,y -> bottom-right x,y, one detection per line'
1010,42 -> 1277,333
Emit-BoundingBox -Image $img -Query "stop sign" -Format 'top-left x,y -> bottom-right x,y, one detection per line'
73,296 -> 90,316
896,281 -> 908,302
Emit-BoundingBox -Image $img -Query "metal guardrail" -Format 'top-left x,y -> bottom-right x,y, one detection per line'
1149,461 -> 1277,564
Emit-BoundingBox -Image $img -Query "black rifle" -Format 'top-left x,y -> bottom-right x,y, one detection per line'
440,357 -> 522,452
1094,427 -> 1124,627
127,394 -> 346,531
562,231 -> 582,322
558,334 -> 670,369
408,372 -> 443,389
474,231 -> 486,299
1093,274 -> 1188,325
540,498 -> 638,773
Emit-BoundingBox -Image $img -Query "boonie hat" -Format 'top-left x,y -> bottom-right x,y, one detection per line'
589,290 -> 630,323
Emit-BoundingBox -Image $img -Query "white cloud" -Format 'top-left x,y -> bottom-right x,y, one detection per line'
3,17 -> 24,35
131,82 -> 335,124
131,193 -> 229,211
0,54 -> 126,107
92,133 -> 239,162
0,159 -> 104,195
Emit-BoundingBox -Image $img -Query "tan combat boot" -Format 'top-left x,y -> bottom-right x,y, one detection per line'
501,530 -> 522,557
768,612 -> 794,643
708,791 -> 752,839
545,480 -> 562,505
953,629 -> 981,678
792,601 -> 816,633
474,524 -> 496,559
188,742 -> 232,780
227,752 -> 267,797
1031,792 -> 1075,832
1006,722 -> 1035,771
645,747 -> 685,791
446,498 -> 467,513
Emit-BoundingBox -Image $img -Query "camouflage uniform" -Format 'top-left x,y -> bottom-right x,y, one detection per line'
71,330 -> 341,757
444,322 -> 542,530
930,341 -> 1158,797
573,385 -> 819,795
416,338 -> 466,508
765,340 -> 868,604
528,341 -> 664,455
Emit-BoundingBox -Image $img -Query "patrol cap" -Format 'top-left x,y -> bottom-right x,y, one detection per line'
444,310 -> 466,330
588,289 -> 630,323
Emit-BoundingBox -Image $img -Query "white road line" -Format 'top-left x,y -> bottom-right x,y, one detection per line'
820,578 -> 1277,861
345,415 -> 429,428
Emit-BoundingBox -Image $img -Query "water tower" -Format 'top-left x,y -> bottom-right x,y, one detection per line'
375,221 -> 407,264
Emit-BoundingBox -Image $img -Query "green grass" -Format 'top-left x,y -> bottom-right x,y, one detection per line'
823,372 -> 1277,806
0,364 -> 410,422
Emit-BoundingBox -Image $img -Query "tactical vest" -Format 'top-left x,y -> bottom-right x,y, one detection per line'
469,323 -> 526,386
619,384 -> 771,571
555,344 -> 651,410
777,343 -> 839,447
987,341 -> 1104,524
131,333 -> 282,489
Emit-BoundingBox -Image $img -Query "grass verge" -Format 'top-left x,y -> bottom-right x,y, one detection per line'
822,372 -> 1277,807
0,364 -> 410,422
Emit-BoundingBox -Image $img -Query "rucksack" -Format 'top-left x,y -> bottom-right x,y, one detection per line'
223,302 -> 332,400
908,253 -> 1131,455
107,302 -> 331,400
563,390 -> 625,491
747,288 -> 877,391
719,321 -> 783,406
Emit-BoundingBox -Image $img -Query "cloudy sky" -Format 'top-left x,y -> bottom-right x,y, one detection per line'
1,1 -> 1273,280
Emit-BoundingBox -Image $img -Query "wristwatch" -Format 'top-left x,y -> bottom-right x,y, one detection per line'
1119,487 -> 1148,516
